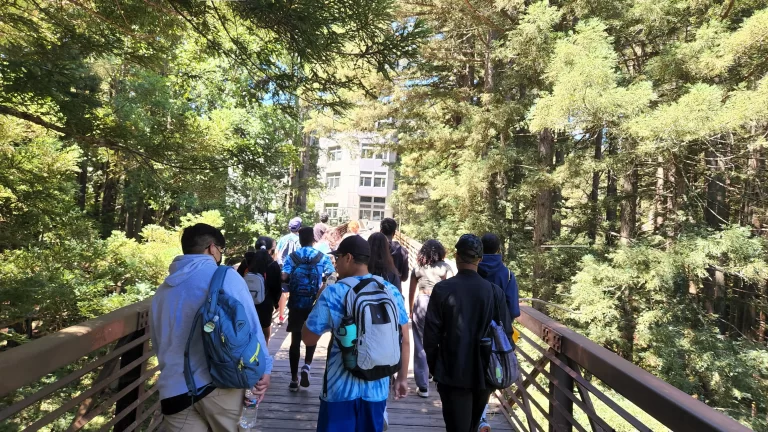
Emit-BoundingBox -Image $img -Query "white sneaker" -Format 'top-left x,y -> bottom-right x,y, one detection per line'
478,418 -> 491,432
300,364 -> 311,388
417,387 -> 429,398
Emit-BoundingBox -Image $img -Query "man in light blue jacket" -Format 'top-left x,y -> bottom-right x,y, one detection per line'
150,223 -> 273,432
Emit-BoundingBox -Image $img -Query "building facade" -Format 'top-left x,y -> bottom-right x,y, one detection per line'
315,132 -> 396,226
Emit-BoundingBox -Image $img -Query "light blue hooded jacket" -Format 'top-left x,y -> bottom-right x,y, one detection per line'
150,254 -> 273,400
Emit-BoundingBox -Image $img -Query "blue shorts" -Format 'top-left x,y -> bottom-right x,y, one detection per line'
317,398 -> 386,432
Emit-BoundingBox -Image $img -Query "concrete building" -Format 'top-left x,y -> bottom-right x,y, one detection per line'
315,132 -> 396,226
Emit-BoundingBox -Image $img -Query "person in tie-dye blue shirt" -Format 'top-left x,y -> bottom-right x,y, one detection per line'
303,235 -> 411,432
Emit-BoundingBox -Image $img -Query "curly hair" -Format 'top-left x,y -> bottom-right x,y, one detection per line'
417,239 -> 446,267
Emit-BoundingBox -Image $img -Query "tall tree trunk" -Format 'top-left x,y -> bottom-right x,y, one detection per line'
619,166 -> 637,246
705,148 -> 729,229
552,147 -> 565,237
77,156 -> 88,211
483,29 -> 497,93
100,160 -> 118,238
292,133 -> 312,212
606,140 -> 618,246
666,158 -> 685,239
533,129 -> 555,303
588,130 -> 602,243
654,156 -> 665,231
617,162 -> 638,359
703,146 -> 729,329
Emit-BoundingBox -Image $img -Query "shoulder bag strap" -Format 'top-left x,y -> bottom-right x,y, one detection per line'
206,266 -> 228,315
183,311 -> 203,396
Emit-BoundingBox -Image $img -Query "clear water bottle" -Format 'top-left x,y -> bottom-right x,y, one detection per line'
239,390 -> 259,429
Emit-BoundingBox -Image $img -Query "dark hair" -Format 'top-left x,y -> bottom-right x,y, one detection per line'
237,251 -> 256,276
299,227 -> 315,247
237,250 -> 273,276
367,233 -> 398,279
481,233 -> 501,254
320,213 -> 329,223
255,236 -> 275,251
352,254 -> 370,265
417,239 -> 446,267
380,218 -> 398,237
181,223 -> 225,254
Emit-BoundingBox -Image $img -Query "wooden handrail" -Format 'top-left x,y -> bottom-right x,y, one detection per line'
518,305 -> 751,432
0,298 -> 151,398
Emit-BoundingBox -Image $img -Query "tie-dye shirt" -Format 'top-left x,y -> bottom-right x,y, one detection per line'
306,274 -> 409,402
282,247 -> 335,287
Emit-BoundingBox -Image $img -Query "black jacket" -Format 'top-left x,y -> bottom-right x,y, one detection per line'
389,240 -> 409,291
423,269 -> 512,389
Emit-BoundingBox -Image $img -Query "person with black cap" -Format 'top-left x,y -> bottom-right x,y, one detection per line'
302,235 -> 411,432
423,234 -> 512,432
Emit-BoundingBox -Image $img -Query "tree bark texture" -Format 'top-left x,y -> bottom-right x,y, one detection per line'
619,166 -> 637,246
533,128 -> 555,303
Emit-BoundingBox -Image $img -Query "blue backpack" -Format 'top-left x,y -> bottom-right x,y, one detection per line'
184,266 -> 267,394
287,251 -> 324,311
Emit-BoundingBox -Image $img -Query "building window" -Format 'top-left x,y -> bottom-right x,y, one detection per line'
373,171 -> 387,188
360,171 -> 373,187
361,144 -> 388,160
328,146 -> 342,161
325,203 -> 339,220
326,172 -> 340,189
359,196 -> 386,221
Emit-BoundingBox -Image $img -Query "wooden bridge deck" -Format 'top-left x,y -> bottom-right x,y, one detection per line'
252,326 -> 515,431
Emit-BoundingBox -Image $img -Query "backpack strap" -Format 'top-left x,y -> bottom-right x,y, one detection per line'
289,252 -> 301,266
183,311 -> 203,395
206,266 -> 229,316
183,265 -> 228,396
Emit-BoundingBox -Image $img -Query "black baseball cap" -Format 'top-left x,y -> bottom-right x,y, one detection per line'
455,234 -> 483,259
331,235 -> 371,258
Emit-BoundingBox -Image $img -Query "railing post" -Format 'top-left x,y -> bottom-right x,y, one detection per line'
114,311 -> 149,432
544,326 -> 573,432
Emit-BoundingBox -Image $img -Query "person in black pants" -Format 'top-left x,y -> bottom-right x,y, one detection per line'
424,234 -> 512,432
281,227 -> 335,391
237,236 -> 283,345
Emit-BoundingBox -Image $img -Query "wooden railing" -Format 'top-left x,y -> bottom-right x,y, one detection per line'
394,232 -> 752,432
0,300 -> 160,432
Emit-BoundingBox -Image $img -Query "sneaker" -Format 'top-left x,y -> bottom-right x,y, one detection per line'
478,419 -> 491,432
417,387 -> 429,398
300,365 -> 311,387
289,380 -> 299,392
429,374 -> 434,382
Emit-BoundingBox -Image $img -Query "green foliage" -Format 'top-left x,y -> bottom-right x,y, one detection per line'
317,0 -> 768,427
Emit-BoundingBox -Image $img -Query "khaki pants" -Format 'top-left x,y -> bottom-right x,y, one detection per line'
161,388 -> 245,432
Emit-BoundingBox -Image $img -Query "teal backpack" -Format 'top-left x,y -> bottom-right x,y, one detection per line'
184,266 -> 267,394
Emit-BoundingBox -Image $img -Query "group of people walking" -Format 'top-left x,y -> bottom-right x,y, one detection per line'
149,214 -> 520,432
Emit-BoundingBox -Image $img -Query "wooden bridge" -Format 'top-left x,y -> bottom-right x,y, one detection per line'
0,235 -> 754,432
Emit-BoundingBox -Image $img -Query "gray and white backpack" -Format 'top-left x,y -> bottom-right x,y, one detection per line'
335,276 -> 402,381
